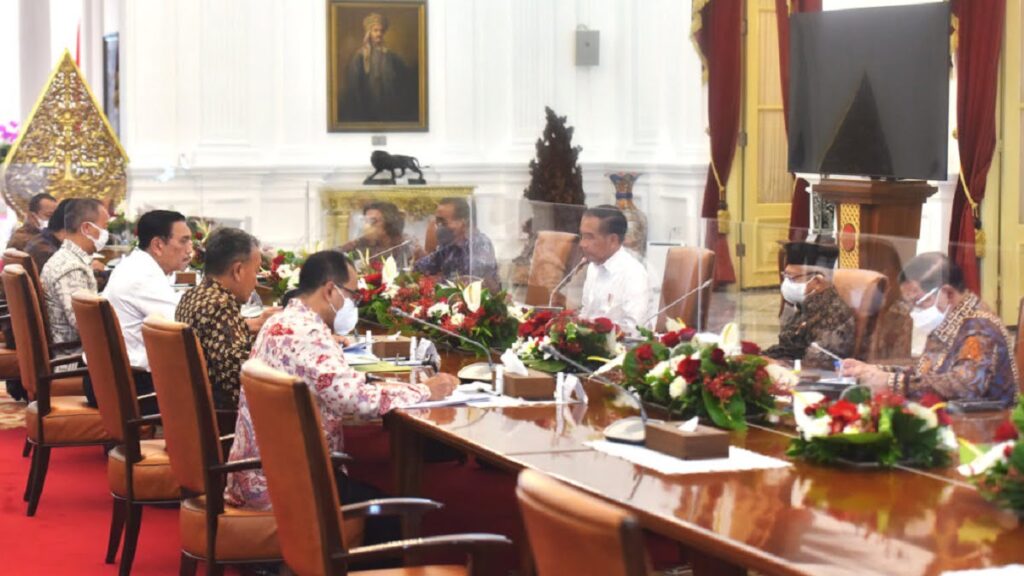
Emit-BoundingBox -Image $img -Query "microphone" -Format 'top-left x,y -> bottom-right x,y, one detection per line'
540,344 -> 649,445
641,278 -> 713,332
548,258 -> 588,307
369,239 -> 413,261
389,307 -> 494,374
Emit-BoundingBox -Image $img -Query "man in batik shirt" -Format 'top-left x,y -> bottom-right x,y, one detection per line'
844,253 -> 1018,407
764,240 -> 856,369
414,197 -> 499,291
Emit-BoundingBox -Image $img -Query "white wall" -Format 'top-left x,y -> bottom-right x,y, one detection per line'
118,0 -> 710,254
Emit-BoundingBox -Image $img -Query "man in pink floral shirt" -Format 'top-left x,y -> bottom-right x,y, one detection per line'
226,251 -> 456,510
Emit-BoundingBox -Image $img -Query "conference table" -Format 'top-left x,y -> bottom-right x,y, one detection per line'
380,356 -> 1024,576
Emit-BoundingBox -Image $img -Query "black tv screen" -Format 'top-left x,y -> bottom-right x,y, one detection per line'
788,3 -> 950,180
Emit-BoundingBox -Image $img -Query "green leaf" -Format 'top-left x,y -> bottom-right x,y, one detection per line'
701,387 -> 747,431
524,358 -> 567,373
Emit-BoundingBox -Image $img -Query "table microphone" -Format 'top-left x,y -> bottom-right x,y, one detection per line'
540,344 -> 649,445
548,258 -> 588,307
641,278 -> 713,331
389,307 -> 495,375
369,240 -> 413,261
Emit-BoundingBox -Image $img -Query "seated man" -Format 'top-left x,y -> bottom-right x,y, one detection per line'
226,251 -> 457,519
25,198 -> 74,270
99,210 -> 193,411
578,205 -> 649,336
843,252 -> 1018,407
7,192 -> 57,251
339,201 -> 424,269
176,227 -> 275,411
764,241 -> 856,369
40,198 -> 110,351
413,197 -> 499,290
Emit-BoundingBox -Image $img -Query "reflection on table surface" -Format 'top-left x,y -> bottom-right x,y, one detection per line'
388,376 -> 1023,576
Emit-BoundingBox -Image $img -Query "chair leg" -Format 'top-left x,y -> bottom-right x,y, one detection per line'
106,498 -> 127,564
25,446 -> 50,516
178,553 -> 198,576
118,503 -> 143,576
22,438 -> 32,458
23,448 -> 38,502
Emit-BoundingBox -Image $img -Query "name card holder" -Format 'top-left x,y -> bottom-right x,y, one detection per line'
644,421 -> 729,460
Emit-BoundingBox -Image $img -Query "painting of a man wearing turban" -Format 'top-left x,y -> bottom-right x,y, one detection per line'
328,1 -> 428,132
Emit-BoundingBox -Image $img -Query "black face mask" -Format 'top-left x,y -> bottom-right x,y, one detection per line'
436,225 -> 455,246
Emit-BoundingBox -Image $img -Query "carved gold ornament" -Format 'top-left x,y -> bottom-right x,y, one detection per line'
1,50 -> 128,218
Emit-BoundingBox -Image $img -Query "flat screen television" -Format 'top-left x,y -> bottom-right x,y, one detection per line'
787,3 -> 950,181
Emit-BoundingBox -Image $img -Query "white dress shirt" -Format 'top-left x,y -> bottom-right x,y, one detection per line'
580,247 -> 650,335
102,249 -> 182,371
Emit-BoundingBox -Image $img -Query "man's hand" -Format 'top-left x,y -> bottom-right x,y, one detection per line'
245,306 -> 281,333
840,358 -> 870,377
90,259 -> 107,272
423,373 -> 459,400
857,366 -> 891,393
333,334 -> 354,347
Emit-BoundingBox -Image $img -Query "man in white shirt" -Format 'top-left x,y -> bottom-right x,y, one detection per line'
97,210 -> 193,413
579,205 -> 650,335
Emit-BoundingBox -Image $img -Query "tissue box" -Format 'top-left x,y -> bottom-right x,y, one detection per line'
371,337 -> 413,359
644,421 -> 729,460
497,369 -> 556,400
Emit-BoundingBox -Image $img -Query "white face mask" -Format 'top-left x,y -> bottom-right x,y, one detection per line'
85,222 -> 109,252
781,277 -> 810,305
328,286 -> 359,335
38,219 -> 49,229
909,288 -> 946,343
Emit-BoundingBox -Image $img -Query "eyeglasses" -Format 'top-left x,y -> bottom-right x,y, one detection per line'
338,285 -> 363,306
910,287 -> 938,310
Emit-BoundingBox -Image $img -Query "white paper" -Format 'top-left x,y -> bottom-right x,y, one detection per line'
585,440 -> 791,475
941,567 -> 1024,576
566,374 -> 587,404
500,348 -> 529,376
677,417 -> 699,432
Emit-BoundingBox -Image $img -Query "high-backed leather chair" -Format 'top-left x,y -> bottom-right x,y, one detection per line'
516,469 -> 650,576
525,231 -> 578,306
832,269 -> 888,360
72,293 -> 180,575
241,358 -> 512,576
140,315 -> 281,575
3,265 -> 110,516
656,247 -> 715,332
424,219 -> 438,255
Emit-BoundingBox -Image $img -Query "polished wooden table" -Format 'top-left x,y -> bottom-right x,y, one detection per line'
384,382 -> 1024,576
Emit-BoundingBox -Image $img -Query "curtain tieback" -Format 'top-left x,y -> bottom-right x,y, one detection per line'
958,167 -> 985,259
711,158 -> 731,235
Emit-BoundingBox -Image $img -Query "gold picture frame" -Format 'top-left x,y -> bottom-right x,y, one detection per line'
327,0 -> 428,132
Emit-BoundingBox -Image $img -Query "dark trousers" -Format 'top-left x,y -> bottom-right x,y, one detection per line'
338,475 -> 401,548
83,370 -> 159,416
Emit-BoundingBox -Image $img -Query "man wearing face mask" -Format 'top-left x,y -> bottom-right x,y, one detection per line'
842,253 -> 1018,407
7,192 -> 57,251
226,251 -> 457,513
764,240 -> 855,369
176,228 -> 278,411
40,198 -> 110,352
414,197 -> 499,291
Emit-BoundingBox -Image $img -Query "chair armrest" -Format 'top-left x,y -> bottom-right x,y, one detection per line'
50,354 -> 83,368
137,392 -> 157,401
219,433 -> 235,451
126,414 -> 162,427
333,533 -> 511,568
130,366 -> 149,375
38,367 -> 90,381
340,497 -> 442,521
331,451 -> 354,467
50,340 -> 82,352
210,458 -> 262,474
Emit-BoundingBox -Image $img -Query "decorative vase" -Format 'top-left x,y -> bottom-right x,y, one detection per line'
608,172 -> 648,258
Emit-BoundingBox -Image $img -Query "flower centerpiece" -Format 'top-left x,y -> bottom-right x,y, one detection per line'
960,399 -> 1024,511
788,391 -> 955,468
619,325 -> 781,431
186,216 -> 216,269
511,311 -> 622,373
261,248 -> 306,303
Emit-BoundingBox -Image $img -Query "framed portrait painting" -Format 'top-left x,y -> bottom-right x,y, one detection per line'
327,0 -> 428,132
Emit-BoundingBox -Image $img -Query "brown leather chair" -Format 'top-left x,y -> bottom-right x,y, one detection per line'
241,358 -> 512,576
525,231 -> 578,306
424,219 -> 438,255
832,269 -> 888,360
2,265 -> 110,516
516,469 -> 649,576
656,247 -> 715,332
72,292 -> 181,575
141,315 -> 282,575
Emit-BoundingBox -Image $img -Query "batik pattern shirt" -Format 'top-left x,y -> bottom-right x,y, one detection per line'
175,278 -> 253,410
764,286 -> 856,370
414,230 -> 499,290
225,299 -> 431,510
40,240 -> 97,346
882,292 -> 1018,407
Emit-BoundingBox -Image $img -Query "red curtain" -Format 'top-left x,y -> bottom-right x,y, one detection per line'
693,0 -> 741,286
948,0 -> 1004,294
776,0 -> 822,242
